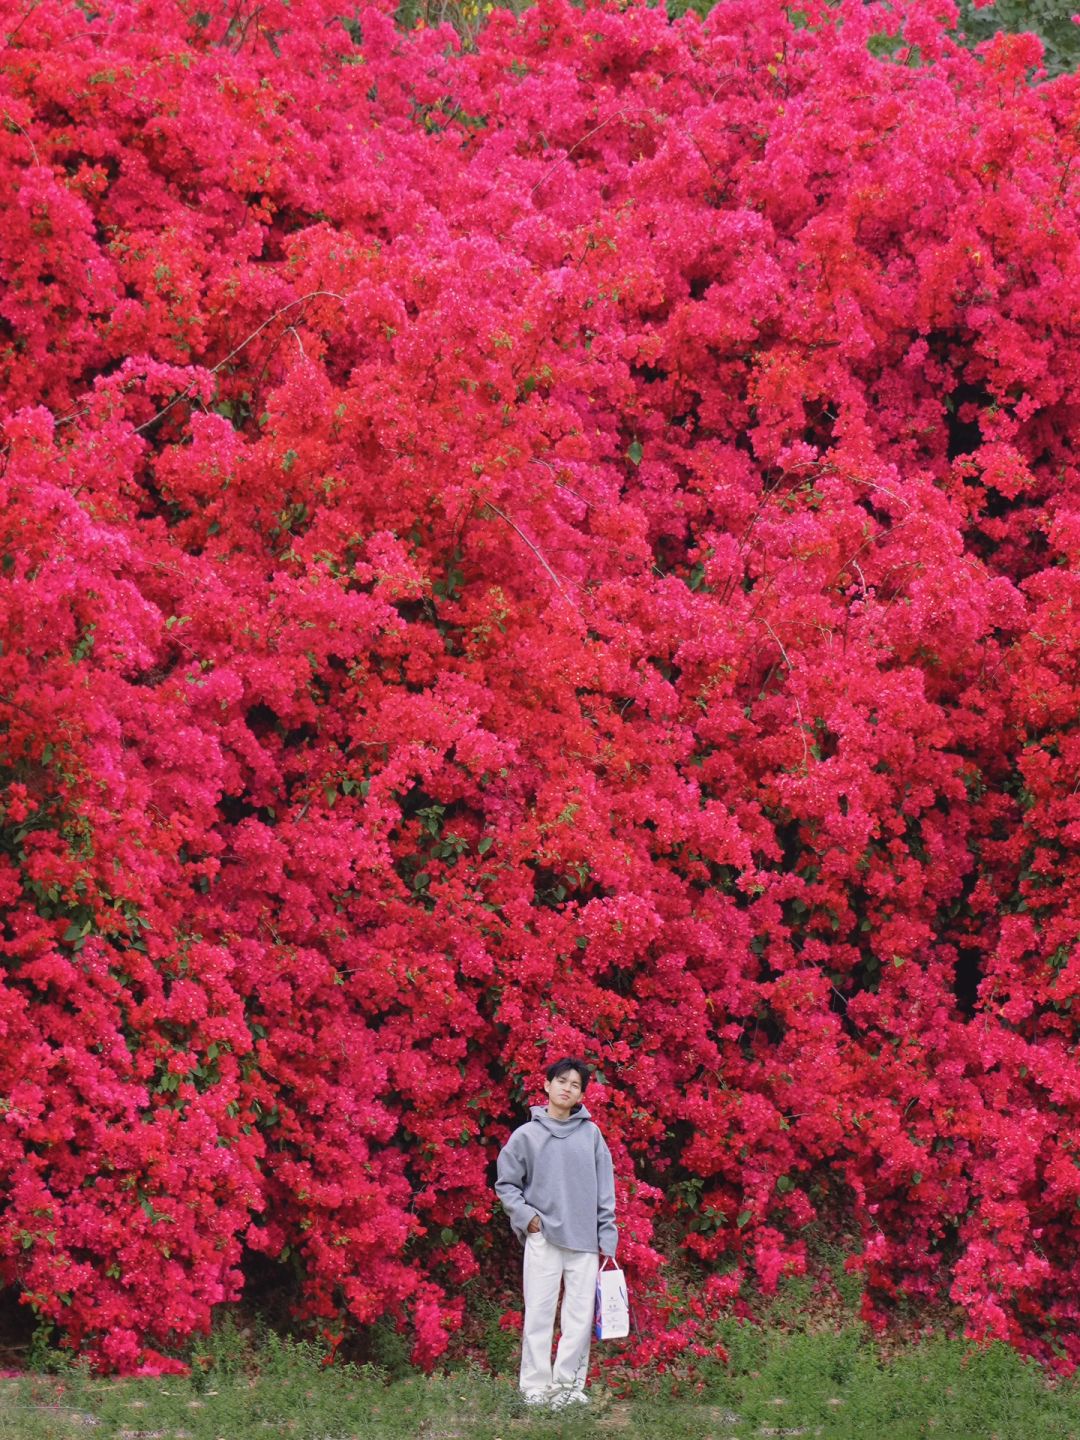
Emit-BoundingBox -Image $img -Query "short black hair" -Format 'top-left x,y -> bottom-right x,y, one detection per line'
546,1057 -> 591,1090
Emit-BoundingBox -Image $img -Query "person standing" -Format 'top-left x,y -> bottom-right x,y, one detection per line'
494,1058 -> 618,1409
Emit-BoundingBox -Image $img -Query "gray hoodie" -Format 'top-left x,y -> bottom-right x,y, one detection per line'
495,1104 -> 618,1256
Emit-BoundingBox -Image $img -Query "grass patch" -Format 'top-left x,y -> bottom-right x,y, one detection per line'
5,1311 -> 1080,1440
693,1318 -> 1080,1439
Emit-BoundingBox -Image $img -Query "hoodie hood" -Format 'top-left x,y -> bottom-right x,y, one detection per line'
529,1103 -> 593,1136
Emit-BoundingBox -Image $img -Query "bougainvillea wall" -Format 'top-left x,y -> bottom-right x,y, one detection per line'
1,0 -> 1079,1375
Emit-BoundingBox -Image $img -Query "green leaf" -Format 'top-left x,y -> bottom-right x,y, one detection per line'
736,1210 -> 752,1229
477,835 -> 493,854
140,1196 -> 173,1225
627,440 -> 643,466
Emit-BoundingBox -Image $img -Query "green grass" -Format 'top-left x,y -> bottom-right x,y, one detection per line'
5,1312 -> 1080,1440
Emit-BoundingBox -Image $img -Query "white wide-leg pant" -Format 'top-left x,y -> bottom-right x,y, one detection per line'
520,1231 -> 599,1401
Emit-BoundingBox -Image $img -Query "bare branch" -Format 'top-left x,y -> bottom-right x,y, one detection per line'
2,108 -> 39,166
485,502 -> 576,608
531,111 -> 630,201
54,291 -> 344,433
133,290 -> 344,435
760,618 -> 809,773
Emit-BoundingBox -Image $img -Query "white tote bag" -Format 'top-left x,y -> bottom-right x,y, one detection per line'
594,1256 -> 630,1340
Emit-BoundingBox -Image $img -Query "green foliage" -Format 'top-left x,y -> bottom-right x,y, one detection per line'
955,0 -> 1080,77
366,1315 -> 416,1379
662,0 -> 1080,73
664,0 -> 716,20
468,1293 -> 522,1373
420,0 -> 1080,78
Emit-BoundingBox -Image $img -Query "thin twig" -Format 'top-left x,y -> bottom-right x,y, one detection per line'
0,693 -> 38,719
828,512 -> 914,594
1,1 -> 42,53
133,290 -> 343,435
530,111 -> 629,200
760,619 -> 809,773
555,480 -> 591,508
852,474 -> 912,511
54,292 -> 344,433
485,502 -> 575,607
533,456 -> 591,509
2,108 -> 39,166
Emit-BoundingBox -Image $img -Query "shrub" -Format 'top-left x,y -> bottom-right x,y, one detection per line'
0,0 -> 1078,1371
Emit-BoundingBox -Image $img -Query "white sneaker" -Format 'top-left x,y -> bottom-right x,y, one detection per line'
550,1389 -> 589,1409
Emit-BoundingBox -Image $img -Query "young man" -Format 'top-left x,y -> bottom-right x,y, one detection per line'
494,1057 -> 618,1409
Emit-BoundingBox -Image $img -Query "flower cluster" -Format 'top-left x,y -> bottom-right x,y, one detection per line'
1,0 -> 1079,1373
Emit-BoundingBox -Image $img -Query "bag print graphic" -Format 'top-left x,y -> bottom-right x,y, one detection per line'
594,1257 -> 630,1340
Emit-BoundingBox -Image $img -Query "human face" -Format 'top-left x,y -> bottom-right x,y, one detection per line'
544,1068 -> 584,1119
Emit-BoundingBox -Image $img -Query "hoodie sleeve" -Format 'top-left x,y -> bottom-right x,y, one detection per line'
596,1130 -> 618,1257
495,1131 -> 537,1239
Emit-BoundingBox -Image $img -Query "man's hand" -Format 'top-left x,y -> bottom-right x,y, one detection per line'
527,1216 -> 541,1233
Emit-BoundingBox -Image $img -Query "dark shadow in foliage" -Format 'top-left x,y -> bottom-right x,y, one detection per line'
945,380 -> 991,462
0,1284 -> 37,1371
